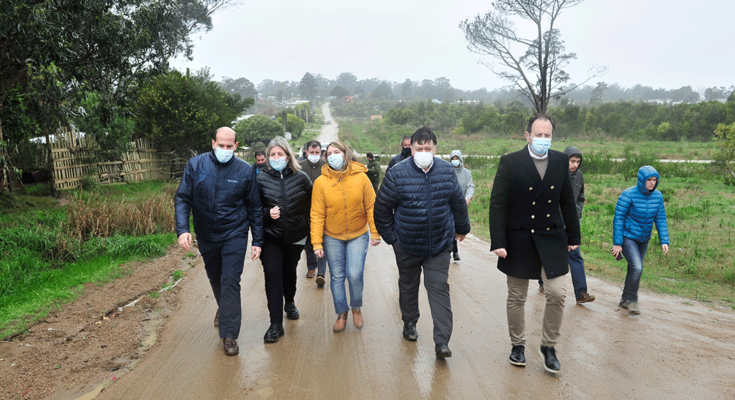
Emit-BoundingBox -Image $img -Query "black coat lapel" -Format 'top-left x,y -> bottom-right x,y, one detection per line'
520,145 -> 543,185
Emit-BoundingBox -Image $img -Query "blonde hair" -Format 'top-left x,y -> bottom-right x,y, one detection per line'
326,141 -> 356,171
266,136 -> 301,173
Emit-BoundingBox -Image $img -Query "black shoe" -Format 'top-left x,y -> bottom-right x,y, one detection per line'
316,275 -> 325,288
285,302 -> 299,320
509,345 -> 526,367
402,322 -> 418,341
223,337 -> 239,355
539,346 -> 560,373
435,344 -> 452,358
453,252 -> 460,261
214,308 -> 219,327
264,323 -> 285,343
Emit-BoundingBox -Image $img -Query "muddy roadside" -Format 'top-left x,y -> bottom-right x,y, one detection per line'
0,246 -> 199,400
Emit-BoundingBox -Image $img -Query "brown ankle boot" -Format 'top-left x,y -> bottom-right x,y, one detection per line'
352,308 -> 364,329
333,311 -> 348,332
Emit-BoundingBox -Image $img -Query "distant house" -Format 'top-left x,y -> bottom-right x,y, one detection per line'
343,95 -> 353,103
370,115 -> 383,121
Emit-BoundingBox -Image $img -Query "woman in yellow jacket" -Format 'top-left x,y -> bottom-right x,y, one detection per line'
311,141 -> 381,332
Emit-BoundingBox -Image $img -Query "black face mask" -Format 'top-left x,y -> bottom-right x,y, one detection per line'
401,147 -> 411,157
255,162 -> 267,170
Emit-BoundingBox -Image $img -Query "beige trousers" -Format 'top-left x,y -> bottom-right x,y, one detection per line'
506,268 -> 566,347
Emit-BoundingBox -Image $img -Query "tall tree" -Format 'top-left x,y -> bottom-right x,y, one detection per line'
335,73 -> 358,92
299,73 -> 319,101
221,77 -> 258,99
460,0 -> 606,114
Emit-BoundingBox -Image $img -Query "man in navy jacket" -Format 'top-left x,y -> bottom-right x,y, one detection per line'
175,127 -> 264,356
489,114 -> 580,374
374,127 -> 471,359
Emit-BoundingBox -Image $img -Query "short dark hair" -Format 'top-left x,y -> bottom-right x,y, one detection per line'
305,140 -> 321,150
411,127 -> 437,146
401,135 -> 412,143
526,114 -> 556,134
254,150 -> 266,158
366,152 -> 374,159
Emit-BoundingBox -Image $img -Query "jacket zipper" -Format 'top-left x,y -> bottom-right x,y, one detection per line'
215,161 -> 220,236
426,171 -> 433,256
280,170 -> 288,244
340,173 -> 349,240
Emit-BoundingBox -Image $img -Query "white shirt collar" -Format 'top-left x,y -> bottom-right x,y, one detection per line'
528,145 -> 549,160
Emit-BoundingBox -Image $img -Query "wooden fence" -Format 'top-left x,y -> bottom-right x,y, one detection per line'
50,128 -> 185,190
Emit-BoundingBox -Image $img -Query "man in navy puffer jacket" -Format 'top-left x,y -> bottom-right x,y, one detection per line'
175,127 -> 264,356
374,127 -> 470,359
611,165 -> 669,315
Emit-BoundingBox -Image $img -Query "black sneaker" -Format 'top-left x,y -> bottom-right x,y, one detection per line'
539,346 -> 560,374
435,344 -> 452,358
453,252 -> 460,261
509,345 -> 526,367
264,323 -> 285,343
285,302 -> 299,320
402,322 -> 418,341
223,337 -> 239,355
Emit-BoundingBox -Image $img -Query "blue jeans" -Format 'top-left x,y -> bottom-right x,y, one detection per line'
305,237 -> 327,276
621,237 -> 649,303
323,232 -> 369,315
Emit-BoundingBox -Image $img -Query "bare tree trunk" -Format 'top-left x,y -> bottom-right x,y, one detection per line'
45,125 -> 56,197
725,163 -> 735,180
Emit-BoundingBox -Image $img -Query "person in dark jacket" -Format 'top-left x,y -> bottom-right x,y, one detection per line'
298,140 -> 328,285
374,127 -> 471,359
175,127 -> 264,356
253,150 -> 267,174
611,166 -> 669,316
537,146 -> 595,304
365,152 -> 381,192
257,137 -> 313,342
489,114 -> 580,374
385,135 -> 412,173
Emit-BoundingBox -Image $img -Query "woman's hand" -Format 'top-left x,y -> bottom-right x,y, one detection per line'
270,206 -> 280,219
315,249 -> 324,258
661,244 -> 669,255
370,239 -> 381,247
611,245 -> 623,258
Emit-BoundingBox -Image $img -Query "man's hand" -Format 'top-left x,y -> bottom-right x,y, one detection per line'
662,244 -> 669,255
251,246 -> 261,261
493,248 -> 507,258
178,233 -> 192,250
370,239 -> 381,247
611,245 -> 623,258
270,206 -> 280,220
315,249 -> 324,258
456,234 -> 466,242
465,198 -> 470,206
568,245 -> 579,251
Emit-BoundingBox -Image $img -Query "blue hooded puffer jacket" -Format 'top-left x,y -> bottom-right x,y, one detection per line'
613,165 -> 669,245
374,156 -> 471,257
175,150 -> 264,245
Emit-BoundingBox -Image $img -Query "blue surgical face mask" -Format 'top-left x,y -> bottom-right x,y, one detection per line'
451,159 -> 461,167
215,147 -> 234,163
530,137 -> 551,156
328,154 -> 344,170
269,157 -> 287,171
307,154 -> 321,164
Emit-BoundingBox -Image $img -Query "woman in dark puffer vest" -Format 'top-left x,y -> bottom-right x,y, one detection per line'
611,165 -> 669,316
257,136 -> 313,342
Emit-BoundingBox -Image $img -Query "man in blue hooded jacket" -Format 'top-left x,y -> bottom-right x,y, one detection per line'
175,127 -> 264,356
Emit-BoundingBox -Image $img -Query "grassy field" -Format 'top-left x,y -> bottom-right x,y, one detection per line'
0,181 -> 177,338
462,157 -> 735,307
335,117 -> 718,161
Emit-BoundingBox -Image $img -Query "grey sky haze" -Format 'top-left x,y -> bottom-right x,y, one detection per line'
171,0 -> 735,92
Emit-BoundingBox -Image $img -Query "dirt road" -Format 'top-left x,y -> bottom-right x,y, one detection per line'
96,232 -> 735,400
317,103 -> 338,145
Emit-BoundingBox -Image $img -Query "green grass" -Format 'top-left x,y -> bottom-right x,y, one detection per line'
463,159 -> 735,305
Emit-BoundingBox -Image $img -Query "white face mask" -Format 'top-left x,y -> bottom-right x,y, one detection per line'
451,159 -> 461,167
413,151 -> 434,169
215,148 -> 234,163
307,154 -> 321,164
328,154 -> 344,170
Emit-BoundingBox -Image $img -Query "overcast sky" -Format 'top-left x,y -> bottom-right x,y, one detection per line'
170,0 -> 735,92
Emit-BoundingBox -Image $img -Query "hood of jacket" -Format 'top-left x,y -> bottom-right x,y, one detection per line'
321,160 -> 368,179
449,149 -> 464,169
637,165 -> 660,195
563,146 -> 582,166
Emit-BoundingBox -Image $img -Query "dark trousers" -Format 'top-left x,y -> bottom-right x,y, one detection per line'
392,242 -> 453,345
261,241 -> 304,323
198,235 -> 248,340
304,236 -> 327,275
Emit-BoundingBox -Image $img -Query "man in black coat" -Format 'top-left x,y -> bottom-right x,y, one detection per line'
489,115 -> 580,374
175,127 -> 264,356
385,135 -> 412,173
375,127 -> 471,359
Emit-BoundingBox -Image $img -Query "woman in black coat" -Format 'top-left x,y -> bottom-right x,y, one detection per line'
256,136 -> 312,343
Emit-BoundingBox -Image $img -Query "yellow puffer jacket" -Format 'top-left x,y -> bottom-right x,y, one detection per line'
310,161 -> 380,250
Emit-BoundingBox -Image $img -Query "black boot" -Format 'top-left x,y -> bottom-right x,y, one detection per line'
285,302 -> 299,320
264,323 -> 285,343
